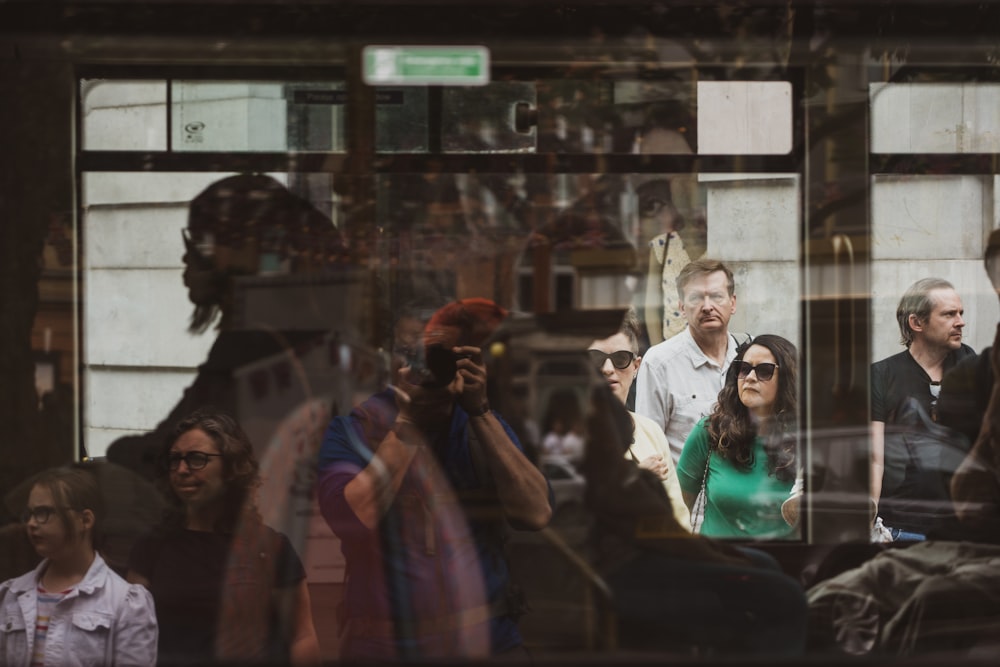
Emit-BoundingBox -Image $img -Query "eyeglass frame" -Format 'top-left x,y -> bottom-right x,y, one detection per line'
588,349 -> 637,370
181,229 -> 214,269
735,360 -> 779,382
167,451 -> 224,471
21,505 -> 71,525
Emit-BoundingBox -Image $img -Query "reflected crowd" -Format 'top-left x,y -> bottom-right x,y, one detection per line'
5,172 -> 1000,665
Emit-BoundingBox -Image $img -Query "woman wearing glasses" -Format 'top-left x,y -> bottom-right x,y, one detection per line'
677,334 -> 798,539
126,409 -> 319,664
107,173 -> 347,482
588,310 -> 690,529
0,466 -> 157,666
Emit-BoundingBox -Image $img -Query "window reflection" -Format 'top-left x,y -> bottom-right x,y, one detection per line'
35,19 -> 1000,663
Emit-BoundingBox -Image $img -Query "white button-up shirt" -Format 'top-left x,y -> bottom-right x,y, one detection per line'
635,327 -> 738,464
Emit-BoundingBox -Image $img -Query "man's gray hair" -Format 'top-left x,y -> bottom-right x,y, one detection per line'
896,277 -> 955,347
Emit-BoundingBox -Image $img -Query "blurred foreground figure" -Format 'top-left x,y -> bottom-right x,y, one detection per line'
317,298 -> 552,660
807,236 -> 1000,656
108,173 -> 347,480
0,466 -> 157,666
127,409 -> 319,665
581,381 -> 807,655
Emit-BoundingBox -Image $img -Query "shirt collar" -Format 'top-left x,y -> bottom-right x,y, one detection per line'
683,327 -> 735,370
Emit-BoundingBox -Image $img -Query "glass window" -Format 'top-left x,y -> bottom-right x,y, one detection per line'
14,4 -> 1000,664
81,80 -> 168,150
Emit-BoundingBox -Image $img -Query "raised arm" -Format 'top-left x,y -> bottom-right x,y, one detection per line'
455,346 -> 552,530
341,392 -> 426,531
288,579 -> 321,665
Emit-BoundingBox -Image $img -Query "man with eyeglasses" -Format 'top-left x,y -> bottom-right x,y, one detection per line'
871,277 -> 974,541
635,259 -> 742,465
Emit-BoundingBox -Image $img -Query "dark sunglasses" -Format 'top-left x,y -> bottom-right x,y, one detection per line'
20,505 -> 67,525
588,349 -> 636,370
736,361 -> 779,382
168,451 -> 223,471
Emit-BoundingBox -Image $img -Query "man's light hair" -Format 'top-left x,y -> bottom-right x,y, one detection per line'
675,258 -> 735,302
896,277 -> 955,347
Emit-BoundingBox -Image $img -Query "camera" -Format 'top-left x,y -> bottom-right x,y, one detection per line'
409,344 -> 470,389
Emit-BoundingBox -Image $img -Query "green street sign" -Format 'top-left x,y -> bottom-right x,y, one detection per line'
363,46 -> 490,86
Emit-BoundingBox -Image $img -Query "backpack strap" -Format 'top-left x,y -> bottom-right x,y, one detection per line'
731,332 -> 753,349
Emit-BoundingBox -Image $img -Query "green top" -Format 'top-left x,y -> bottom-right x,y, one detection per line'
677,418 -> 796,539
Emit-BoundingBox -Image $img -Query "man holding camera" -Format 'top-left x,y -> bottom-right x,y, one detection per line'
317,298 -> 551,660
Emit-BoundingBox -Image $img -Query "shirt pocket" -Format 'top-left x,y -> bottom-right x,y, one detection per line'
69,611 -> 112,666
1,612 -> 28,665
673,393 -> 712,428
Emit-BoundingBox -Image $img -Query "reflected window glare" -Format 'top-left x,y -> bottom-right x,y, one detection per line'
684,290 -> 731,307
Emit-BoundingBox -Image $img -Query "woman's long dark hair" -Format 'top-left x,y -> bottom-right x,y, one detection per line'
706,334 -> 798,482
157,408 -> 262,533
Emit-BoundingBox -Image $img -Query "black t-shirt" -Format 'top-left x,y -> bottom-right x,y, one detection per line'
871,345 -> 975,534
937,346 -> 993,447
871,345 -> 975,425
129,525 -> 305,664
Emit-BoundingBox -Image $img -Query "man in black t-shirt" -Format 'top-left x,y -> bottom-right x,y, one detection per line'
871,278 -> 974,541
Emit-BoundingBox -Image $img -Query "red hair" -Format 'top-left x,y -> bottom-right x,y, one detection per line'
423,298 -> 507,348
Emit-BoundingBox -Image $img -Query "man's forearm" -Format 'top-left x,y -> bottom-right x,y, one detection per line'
343,422 -> 422,530
871,421 -> 885,506
468,412 -> 552,529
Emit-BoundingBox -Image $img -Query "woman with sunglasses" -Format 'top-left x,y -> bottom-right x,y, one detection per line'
588,310 -> 690,529
0,465 -> 157,666
127,409 -> 319,665
677,334 -> 798,538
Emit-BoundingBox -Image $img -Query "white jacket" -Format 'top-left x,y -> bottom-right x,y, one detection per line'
0,553 -> 157,667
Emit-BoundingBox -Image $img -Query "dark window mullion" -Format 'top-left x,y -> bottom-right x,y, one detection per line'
871,153 -> 1000,175
77,151 -> 347,173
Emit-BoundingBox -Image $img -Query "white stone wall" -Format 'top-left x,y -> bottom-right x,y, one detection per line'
869,82 -> 1000,362
870,83 -> 1000,154
82,80 -> 167,151
171,82 -> 288,152
701,174 -> 801,348
698,81 -> 793,155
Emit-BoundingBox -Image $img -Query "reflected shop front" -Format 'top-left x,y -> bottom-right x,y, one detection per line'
5,1 -> 1000,664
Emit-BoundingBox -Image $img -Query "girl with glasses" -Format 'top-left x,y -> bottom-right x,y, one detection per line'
677,334 -> 799,538
0,465 -> 157,666
126,409 -> 319,665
